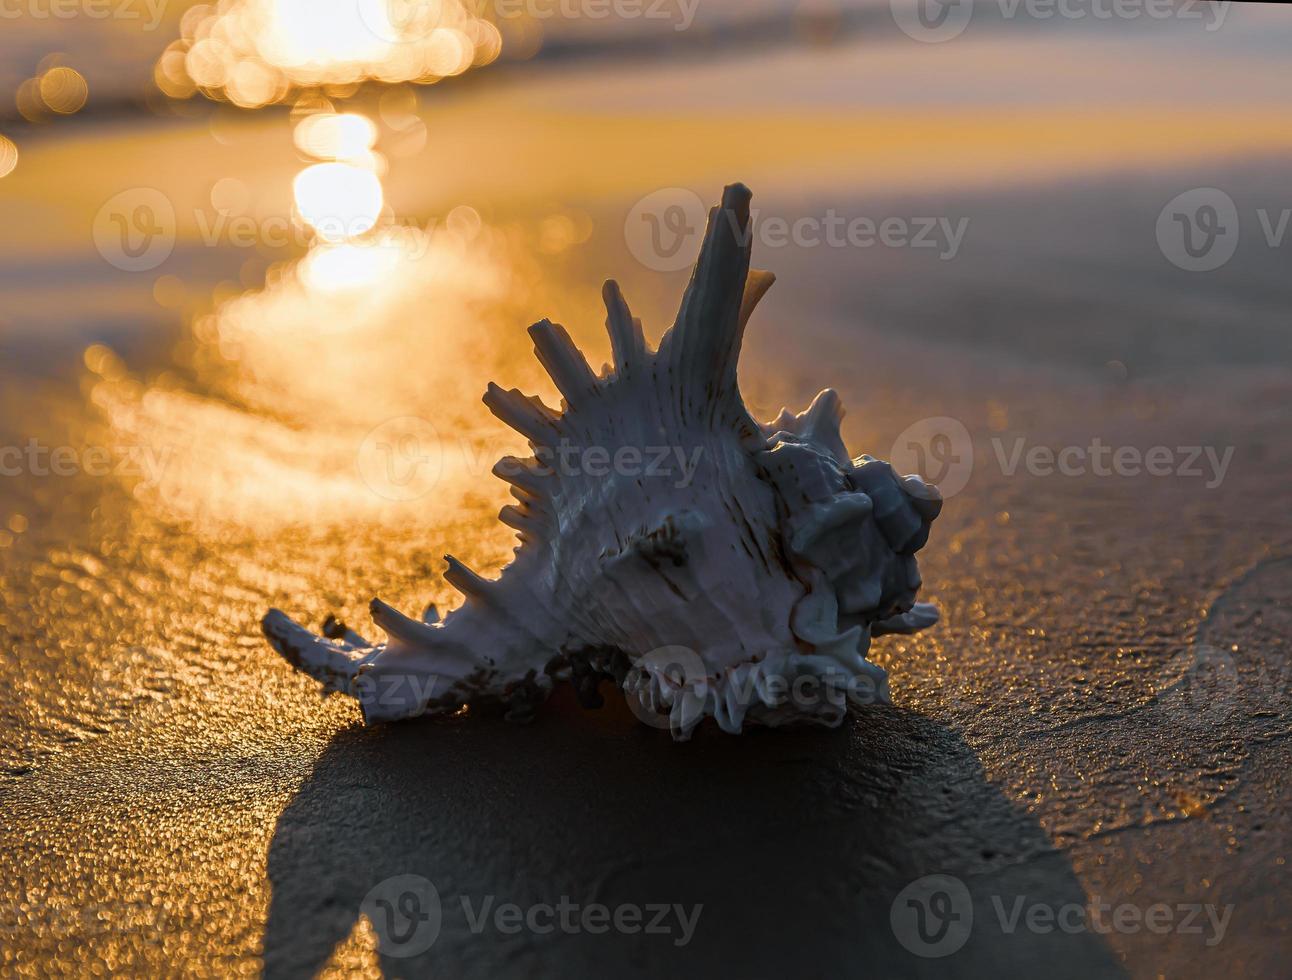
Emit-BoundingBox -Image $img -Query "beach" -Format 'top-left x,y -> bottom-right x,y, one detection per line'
2,7 -> 1291,976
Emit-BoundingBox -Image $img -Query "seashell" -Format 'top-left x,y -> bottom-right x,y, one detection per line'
262,183 -> 942,740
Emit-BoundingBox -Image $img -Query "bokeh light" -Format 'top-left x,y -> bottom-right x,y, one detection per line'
0,135 -> 17,179
153,275 -> 188,309
37,67 -> 89,115
158,0 -> 506,108
210,176 -> 251,214
293,163 -> 385,242
15,78 -> 45,123
299,238 -> 404,292
294,112 -> 379,161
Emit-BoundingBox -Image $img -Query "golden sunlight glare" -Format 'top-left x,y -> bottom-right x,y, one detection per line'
162,0 -> 504,108
293,162 -> 385,243
299,239 -> 405,292
294,112 -> 380,161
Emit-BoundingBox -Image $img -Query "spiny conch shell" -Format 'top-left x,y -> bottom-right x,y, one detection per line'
262,183 -> 943,741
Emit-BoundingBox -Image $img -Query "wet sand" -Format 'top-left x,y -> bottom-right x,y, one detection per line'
2,21 -> 1292,979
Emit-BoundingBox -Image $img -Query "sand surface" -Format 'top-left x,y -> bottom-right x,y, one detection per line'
1,15 -> 1291,978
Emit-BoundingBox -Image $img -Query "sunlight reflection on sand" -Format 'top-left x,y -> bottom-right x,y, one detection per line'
89,219 -> 562,535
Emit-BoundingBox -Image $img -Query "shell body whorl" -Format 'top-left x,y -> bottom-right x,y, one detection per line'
263,183 -> 942,739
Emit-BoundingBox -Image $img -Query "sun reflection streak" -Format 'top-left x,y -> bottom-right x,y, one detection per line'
294,112 -> 379,160
291,111 -> 388,243
299,240 -> 404,290
157,0 -> 505,107
294,163 -> 386,242
90,219 -> 560,536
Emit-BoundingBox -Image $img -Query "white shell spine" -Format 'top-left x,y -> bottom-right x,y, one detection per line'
263,183 -> 942,740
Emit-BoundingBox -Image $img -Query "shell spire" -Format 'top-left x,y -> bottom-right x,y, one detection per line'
528,318 -> 598,409
658,182 -> 759,436
262,182 -> 943,739
602,280 -> 647,379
